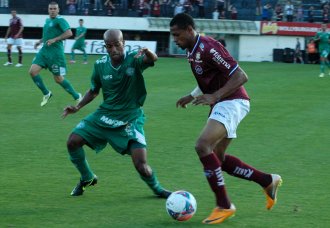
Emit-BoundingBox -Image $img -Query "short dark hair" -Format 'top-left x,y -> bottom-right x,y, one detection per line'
49,1 -> 58,5
170,13 -> 195,30
79,19 -> 83,22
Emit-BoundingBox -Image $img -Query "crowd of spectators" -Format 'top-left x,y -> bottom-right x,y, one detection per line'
260,0 -> 329,23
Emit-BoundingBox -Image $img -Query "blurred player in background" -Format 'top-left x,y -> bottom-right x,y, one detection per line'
4,10 -> 24,67
170,13 -> 282,224
70,19 -> 88,64
29,1 -> 82,107
62,29 -> 172,198
314,23 -> 330,77
294,38 -> 304,64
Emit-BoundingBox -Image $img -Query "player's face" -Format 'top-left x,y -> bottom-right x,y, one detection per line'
48,4 -> 59,18
170,25 -> 193,50
11,11 -> 17,17
104,38 -> 125,62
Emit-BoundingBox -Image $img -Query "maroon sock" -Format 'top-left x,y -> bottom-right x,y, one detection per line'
7,49 -> 12,63
222,154 -> 272,188
200,153 -> 231,208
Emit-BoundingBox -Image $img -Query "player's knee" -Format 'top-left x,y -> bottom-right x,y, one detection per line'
67,135 -> 83,151
195,138 -> 211,157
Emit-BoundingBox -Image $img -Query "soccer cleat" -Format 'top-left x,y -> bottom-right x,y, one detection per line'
319,73 -> 325,77
40,91 -> 52,107
71,175 -> 98,196
202,204 -> 236,224
69,60 -> 76,64
76,93 -> 83,104
263,174 -> 282,210
3,62 -> 13,66
156,189 -> 172,199
15,63 -> 23,67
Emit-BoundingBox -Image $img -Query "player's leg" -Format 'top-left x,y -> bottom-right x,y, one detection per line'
70,48 -> 76,63
82,48 -> 87,64
319,50 -> 326,77
29,63 -> 52,106
196,119 -> 236,224
4,43 -> 13,65
53,75 -> 81,101
130,145 -> 171,198
16,46 -> 23,67
67,133 -> 98,196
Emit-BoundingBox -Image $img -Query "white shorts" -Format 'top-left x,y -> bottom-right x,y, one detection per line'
7,38 -> 23,46
209,99 -> 250,138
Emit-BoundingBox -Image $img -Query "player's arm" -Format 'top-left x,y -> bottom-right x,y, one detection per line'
75,32 -> 85,40
193,67 -> 248,105
134,47 -> 158,64
4,27 -> 10,40
62,89 -> 99,118
176,86 -> 203,108
47,29 -> 73,46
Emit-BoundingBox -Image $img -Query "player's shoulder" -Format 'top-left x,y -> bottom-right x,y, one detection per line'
95,55 -> 109,65
127,50 -> 138,57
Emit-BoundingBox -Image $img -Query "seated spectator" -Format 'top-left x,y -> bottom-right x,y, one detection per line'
160,0 -> 171,17
216,0 -> 225,13
212,8 -> 219,20
322,5 -> 329,23
219,9 -> 226,19
174,2 -> 184,15
262,3 -> 272,21
275,4 -> 283,21
308,6 -> 314,23
104,0 -> 115,16
197,0 -> 205,18
284,1 -> 294,22
296,4 -> 304,22
0,0 -> 8,8
93,0 -> 103,11
77,0 -> 89,11
152,0 -> 161,17
229,5 -> 237,20
67,0 -> 77,15
183,0 -> 193,15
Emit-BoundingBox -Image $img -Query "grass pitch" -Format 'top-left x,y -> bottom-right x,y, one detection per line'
0,54 -> 329,227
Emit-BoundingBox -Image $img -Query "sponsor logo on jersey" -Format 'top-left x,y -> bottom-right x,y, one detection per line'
195,65 -> 203,75
103,75 -> 113,80
199,42 -> 204,51
210,48 -> 231,69
100,115 -> 127,127
195,52 -> 203,63
126,67 -> 135,77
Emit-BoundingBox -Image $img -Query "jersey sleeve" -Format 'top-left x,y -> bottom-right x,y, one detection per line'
206,42 -> 238,77
90,64 -> 101,93
58,18 -> 70,33
134,52 -> 154,73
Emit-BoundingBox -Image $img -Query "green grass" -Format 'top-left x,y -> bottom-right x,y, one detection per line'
0,54 -> 329,227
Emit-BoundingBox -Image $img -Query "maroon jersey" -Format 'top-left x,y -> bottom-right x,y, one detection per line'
187,35 -> 249,101
9,16 -> 23,38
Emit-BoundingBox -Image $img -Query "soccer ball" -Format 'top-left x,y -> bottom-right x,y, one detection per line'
165,190 -> 197,221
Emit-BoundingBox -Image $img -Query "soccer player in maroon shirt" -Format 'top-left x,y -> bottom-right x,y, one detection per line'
170,13 -> 282,224
4,10 -> 24,67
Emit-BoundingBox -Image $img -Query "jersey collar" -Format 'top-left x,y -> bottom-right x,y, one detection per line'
187,34 -> 201,58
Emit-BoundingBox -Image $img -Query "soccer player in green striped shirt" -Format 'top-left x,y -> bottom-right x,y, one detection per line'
314,23 -> 330,77
70,19 -> 88,64
62,29 -> 172,198
28,1 -> 82,106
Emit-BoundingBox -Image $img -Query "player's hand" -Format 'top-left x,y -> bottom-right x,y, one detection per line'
62,105 -> 79,118
176,95 -> 194,108
46,38 -> 57,46
192,94 -> 218,106
14,34 -> 19,39
34,41 -> 41,49
134,48 -> 148,58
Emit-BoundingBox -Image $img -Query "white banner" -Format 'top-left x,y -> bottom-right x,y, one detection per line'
0,39 -> 157,54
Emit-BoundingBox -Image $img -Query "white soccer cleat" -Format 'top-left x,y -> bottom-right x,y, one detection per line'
15,63 -> 23,67
40,91 -> 53,107
263,174 -> 282,210
319,73 -> 325,78
3,62 -> 13,66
